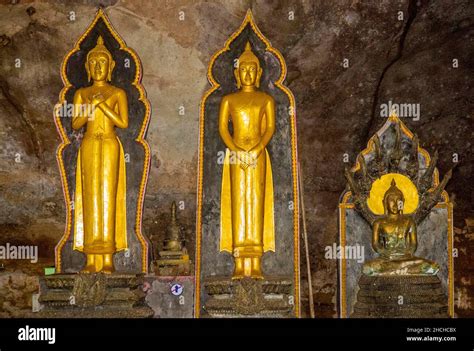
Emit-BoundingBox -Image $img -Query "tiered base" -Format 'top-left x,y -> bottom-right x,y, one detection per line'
38,273 -> 153,318
351,275 -> 448,318
203,277 -> 294,317
154,250 -> 191,276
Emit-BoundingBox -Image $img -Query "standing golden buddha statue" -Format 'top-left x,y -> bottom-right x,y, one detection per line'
219,42 -> 275,279
363,179 -> 439,276
72,36 -> 128,274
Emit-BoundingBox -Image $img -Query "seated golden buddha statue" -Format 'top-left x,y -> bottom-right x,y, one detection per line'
71,36 -> 128,274
218,42 -> 275,279
363,179 -> 439,276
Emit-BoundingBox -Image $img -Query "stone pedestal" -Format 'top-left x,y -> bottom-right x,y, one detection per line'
203,277 -> 293,317
351,275 -> 448,318
37,273 -> 153,318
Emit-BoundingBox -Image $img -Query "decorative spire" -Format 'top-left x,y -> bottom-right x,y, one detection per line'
170,201 -> 177,226
164,201 -> 182,251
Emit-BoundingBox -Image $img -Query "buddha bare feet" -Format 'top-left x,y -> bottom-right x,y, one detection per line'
250,258 -> 264,279
232,269 -> 245,280
232,257 -> 245,279
81,265 -> 96,274
102,266 -> 114,274
250,267 -> 264,279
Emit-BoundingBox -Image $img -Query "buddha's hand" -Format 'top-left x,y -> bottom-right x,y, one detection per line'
91,93 -> 105,107
245,152 -> 258,168
373,241 -> 385,255
236,150 -> 250,170
241,144 -> 261,169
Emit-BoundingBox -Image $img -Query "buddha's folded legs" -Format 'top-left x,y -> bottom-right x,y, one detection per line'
363,256 -> 440,276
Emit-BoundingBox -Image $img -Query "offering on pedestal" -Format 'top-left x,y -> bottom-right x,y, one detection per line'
155,202 -> 191,276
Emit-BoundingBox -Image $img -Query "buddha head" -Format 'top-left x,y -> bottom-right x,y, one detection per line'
85,36 -> 115,82
234,41 -> 262,89
383,179 -> 405,215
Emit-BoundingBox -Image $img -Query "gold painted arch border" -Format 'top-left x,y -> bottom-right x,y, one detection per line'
53,8 -> 151,273
194,9 -> 300,317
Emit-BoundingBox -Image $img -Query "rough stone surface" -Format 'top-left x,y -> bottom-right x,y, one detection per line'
0,261 -> 43,317
454,219 -> 474,317
0,1 -> 472,317
144,275 -> 194,318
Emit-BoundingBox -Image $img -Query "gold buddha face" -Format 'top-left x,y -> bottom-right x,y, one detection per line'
234,41 -> 262,89
383,179 -> 405,215
88,52 -> 111,82
86,36 -> 115,82
238,61 -> 259,86
385,193 -> 403,214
